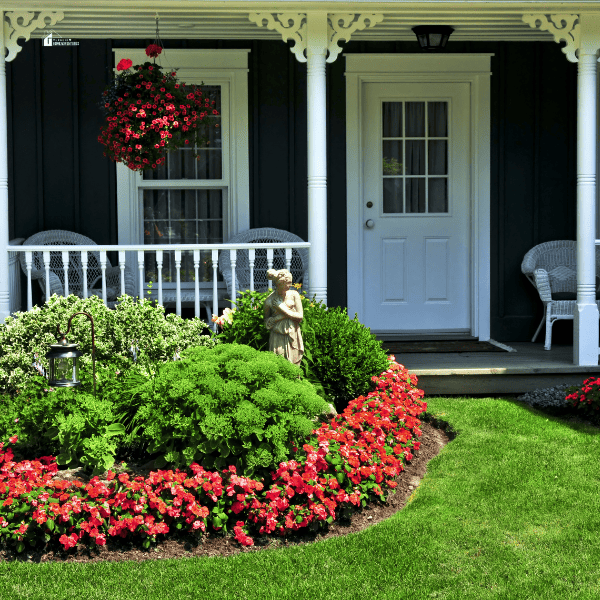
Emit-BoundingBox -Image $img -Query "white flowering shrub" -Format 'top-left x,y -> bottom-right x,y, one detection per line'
0,294 -> 217,395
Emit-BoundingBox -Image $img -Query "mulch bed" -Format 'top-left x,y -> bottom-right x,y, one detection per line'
0,419 -> 455,564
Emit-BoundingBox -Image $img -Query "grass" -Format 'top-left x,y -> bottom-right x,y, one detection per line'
1,396 -> 600,600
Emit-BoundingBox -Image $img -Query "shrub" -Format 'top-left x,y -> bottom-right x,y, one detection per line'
113,343 -> 330,480
217,289 -> 390,410
0,294 -> 217,396
566,377 -> 600,419
4,376 -> 124,476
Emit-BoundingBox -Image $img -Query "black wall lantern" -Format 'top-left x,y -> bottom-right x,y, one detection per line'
46,311 -> 97,396
412,26 -> 454,51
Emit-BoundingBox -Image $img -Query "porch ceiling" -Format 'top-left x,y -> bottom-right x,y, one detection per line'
8,1 -> 600,42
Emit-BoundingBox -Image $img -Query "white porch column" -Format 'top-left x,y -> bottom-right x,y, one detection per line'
524,13 -> 600,365
0,10 -> 64,321
574,47 -> 599,365
248,12 -> 382,305
0,11 -> 9,322
305,12 -> 328,304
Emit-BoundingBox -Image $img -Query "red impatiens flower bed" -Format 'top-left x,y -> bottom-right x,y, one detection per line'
0,357 -> 426,553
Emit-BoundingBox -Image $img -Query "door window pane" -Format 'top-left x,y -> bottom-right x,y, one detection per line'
406,140 -> 425,175
428,102 -> 448,137
382,102 -> 403,137
405,102 -> 425,137
383,179 -> 404,213
428,178 -> 448,213
428,140 -> 447,175
382,141 -> 403,175
406,179 -> 425,213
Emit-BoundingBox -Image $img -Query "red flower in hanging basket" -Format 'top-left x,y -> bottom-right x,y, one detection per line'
116,58 -> 133,71
98,53 -> 219,172
145,44 -> 163,58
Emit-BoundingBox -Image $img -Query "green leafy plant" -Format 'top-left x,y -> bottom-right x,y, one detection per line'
113,343 -> 330,480
216,288 -> 389,410
0,293 -> 217,396
215,291 -> 269,350
4,379 -> 124,476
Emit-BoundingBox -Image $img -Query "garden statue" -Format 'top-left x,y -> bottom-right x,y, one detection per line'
264,269 -> 304,366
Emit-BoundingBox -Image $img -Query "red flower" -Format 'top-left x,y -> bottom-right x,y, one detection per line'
117,59 -> 133,71
145,45 -> 163,58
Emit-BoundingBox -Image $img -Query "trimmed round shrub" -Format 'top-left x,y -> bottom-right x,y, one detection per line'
0,294 -> 217,396
216,290 -> 390,410
112,343 -> 330,480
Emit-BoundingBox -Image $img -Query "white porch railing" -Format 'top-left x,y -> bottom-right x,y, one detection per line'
10,242 -> 310,325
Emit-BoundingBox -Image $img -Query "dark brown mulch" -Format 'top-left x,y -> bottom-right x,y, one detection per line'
0,419 -> 454,564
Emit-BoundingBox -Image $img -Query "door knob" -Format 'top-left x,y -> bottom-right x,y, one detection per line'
365,219 -> 375,228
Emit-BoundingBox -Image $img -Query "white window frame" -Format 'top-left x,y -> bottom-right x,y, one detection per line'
114,49 -> 250,295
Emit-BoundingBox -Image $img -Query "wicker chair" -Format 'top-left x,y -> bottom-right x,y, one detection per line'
218,228 -> 308,301
521,240 -> 600,350
19,230 -> 136,308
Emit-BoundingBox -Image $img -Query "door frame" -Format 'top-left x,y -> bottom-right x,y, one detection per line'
345,53 -> 493,340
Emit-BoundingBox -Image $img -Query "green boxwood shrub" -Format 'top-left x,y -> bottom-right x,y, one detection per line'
112,343 -> 330,480
217,290 -> 390,411
0,294 -> 217,396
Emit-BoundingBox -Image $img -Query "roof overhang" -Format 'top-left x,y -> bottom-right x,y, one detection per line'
5,1 -> 600,42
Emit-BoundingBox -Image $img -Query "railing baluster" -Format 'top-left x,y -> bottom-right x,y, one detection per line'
248,248 -> 255,292
230,249 -> 237,306
12,243 -> 312,317
267,248 -> 273,290
62,251 -> 69,296
100,251 -> 107,305
43,250 -> 51,303
137,251 -> 145,301
156,250 -> 163,306
119,250 -> 126,297
193,249 -> 200,318
212,249 -> 218,330
25,251 -> 32,310
175,250 -> 182,316
81,251 -> 88,299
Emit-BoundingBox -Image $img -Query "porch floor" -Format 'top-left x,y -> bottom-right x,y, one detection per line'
388,342 -> 600,395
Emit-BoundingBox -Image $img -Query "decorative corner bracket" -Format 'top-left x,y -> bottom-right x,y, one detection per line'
522,14 -> 579,63
327,14 -> 383,63
249,13 -> 308,62
249,13 -> 383,63
4,10 -> 65,62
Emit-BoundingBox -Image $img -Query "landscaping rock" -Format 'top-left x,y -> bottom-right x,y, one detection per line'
515,384 -> 573,409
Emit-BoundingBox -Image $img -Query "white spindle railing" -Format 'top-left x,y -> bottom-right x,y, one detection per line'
10,243 -> 310,328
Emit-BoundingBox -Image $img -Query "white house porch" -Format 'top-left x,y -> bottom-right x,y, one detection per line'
1,2 -> 600,367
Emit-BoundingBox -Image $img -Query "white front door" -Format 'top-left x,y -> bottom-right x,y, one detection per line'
361,82 -> 471,333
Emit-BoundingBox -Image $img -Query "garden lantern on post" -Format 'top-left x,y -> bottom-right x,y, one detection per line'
46,312 -> 97,397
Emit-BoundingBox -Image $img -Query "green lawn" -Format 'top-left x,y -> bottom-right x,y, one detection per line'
1,396 -> 599,600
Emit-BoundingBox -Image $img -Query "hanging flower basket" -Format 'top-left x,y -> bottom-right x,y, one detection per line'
98,45 -> 219,172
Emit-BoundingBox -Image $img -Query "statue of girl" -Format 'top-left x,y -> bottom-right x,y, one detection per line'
264,268 -> 304,365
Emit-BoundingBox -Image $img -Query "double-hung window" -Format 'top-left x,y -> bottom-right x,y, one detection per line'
115,49 -> 250,299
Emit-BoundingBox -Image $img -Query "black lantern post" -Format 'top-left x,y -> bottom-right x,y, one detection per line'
412,26 -> 454,51
46,312 -> 97,397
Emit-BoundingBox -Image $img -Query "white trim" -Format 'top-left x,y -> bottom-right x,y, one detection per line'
345,53 -> 492,340
114,49 -> 250,295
